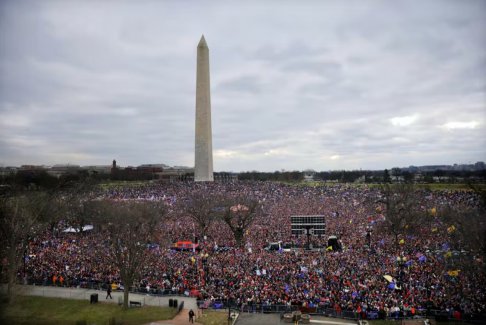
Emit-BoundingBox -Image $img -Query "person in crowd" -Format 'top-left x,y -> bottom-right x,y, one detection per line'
106,284 -> 113,299
188,309 -> 195,323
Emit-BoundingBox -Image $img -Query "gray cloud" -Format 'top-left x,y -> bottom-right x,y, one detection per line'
1,0 -> 485,171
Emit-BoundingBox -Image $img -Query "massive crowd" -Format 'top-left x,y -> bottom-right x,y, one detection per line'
19,182 -> 485,319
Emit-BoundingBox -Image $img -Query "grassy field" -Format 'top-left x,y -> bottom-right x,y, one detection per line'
97,179 -> 485,193
197,310 -> 229,325
0,295 -> 178,325
294,181 -> 486,191
98,180 -> 154,189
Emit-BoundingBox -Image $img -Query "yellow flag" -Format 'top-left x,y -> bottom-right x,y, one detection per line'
399,239 -> 405,245
326,246 -> 333,251
447,270 -> 460,277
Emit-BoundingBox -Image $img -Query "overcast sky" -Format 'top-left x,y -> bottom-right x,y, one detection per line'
1,0 -> 485,172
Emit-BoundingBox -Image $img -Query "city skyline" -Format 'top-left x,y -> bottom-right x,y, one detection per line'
1,1 -> 485,172
1,161 -> 485,173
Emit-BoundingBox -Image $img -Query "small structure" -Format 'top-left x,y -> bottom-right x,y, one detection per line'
303,170 -> 316,182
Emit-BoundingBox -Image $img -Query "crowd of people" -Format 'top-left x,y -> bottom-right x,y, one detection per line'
19,181 -> 485,320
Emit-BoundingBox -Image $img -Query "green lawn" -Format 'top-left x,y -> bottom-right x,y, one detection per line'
296,181 -> 486,192
197,310 -> 230,325
418,183 -> 485,191
98,180 -> 153,189
0,295 -> 178,325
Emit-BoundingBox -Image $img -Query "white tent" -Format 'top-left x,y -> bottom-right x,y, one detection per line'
62,225 -> 94,233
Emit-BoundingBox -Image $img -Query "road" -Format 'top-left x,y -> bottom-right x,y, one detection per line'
235,312 -> 358,325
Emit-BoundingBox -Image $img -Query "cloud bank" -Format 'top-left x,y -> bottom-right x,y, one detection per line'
1,0 -> 485,171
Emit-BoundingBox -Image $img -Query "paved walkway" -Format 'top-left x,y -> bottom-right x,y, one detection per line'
1,284 -> 198,310
1,284 -> 201,324
144,308 -> 202,325
235,312 -> 358,325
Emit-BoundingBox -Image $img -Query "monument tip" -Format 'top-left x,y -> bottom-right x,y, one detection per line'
198,35 -> 208,48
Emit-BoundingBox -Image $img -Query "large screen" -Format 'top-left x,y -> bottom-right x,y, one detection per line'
291,215 -> 326,236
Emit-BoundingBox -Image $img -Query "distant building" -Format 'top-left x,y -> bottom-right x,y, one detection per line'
47,164 -> 80,178
137,164 -> 167,173
158,166 -> 194,182
303,170 -> 316,182
82,165 -> 112,175
475,161 -> 485,170
214,172 -> 238,182
0,166 -> 18,177
20,165 -> 46,171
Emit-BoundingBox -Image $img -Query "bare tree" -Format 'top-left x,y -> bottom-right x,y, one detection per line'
377,183 -> 424,247
92,199 -> 166,309
219,196 -> 262,247
441,185 -> 486,256
0,190 -> 52,302
391,167 -> 402,182
443,207 -> 485,255
61,182 -> 98,233
179,191 -> 219,240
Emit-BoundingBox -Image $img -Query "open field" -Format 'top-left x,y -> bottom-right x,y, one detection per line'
98,178 -> 486,193
295,181 -> 486,191
197,310 -> 229,325
0,295 -> 178,325
98,180 -> 157,189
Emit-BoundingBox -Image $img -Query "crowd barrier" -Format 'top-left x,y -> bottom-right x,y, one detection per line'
19,280 -> 486,323
201,301 -> 486,323
25,278 -> 184,296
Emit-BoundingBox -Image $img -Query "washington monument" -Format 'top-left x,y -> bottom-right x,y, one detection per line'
194,35 -> 214,182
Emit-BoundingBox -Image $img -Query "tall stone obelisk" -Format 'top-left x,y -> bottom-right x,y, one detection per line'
194,35 -> 214,182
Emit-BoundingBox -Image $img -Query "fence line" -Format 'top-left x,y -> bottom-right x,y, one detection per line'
15,281 -> 486,323
200,301 -> 485,323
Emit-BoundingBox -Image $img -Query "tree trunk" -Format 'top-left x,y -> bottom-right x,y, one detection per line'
7,267 -> 16,303
7,249 -> 18,304
123,286 -> 129,310
235,229 -> 244,247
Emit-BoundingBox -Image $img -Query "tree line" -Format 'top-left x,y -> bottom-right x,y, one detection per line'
2,167 -> 485,186
239,168 -> 486,183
